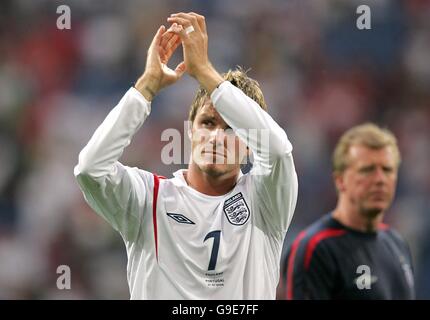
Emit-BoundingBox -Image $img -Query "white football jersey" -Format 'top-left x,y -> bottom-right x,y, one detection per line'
74,82 -> 298,299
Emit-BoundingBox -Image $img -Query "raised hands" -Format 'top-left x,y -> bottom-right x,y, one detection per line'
135,12 -> 224,101
167,12 -> 224,94
135,24 -> 186,101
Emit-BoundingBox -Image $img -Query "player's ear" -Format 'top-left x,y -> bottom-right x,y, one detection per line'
333,172 -> 345,193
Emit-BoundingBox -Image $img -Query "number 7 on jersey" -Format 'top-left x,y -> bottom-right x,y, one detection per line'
204,230 -> 221,271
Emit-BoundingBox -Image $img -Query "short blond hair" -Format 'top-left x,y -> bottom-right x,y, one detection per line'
333,123 -> 401,173
188,66 -> 267,122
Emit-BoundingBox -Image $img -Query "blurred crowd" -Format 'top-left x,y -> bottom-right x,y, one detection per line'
0,0 -> 429,299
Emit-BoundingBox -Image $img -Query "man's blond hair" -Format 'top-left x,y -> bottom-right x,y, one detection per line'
333,123 -> 401,173
188,66 -> 267,122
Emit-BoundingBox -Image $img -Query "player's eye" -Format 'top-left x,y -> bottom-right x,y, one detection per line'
359,166 -> 374,174
202,119 -> 214,126
383,166 -> 394,174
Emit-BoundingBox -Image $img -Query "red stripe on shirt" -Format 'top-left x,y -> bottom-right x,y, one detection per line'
152,174 -> 164,261
304,228 -> 346,270
286,230 -> 307,300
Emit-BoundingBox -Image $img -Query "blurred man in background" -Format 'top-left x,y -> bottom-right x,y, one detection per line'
279,123 -> 415,299
74,12 -> 297,299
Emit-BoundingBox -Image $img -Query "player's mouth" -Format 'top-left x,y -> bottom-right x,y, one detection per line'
367,191 -> 389,201
201,150 -> 227,158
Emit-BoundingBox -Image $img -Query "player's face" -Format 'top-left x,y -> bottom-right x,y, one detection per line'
191,101 -> 248,177
338,144 -> 398,217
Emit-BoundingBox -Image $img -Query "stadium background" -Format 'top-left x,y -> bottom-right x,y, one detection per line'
0,0 -> 429,299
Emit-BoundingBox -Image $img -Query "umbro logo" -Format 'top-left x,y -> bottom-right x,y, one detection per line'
167,213 -> 195,225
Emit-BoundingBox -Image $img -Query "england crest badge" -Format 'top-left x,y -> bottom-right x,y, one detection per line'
223,192 -> 250,226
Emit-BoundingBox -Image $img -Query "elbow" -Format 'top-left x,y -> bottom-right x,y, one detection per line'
270,131 -> 293,159
74,156 -> 89,178
74,148 -> 95,177
74,148 -> 114,179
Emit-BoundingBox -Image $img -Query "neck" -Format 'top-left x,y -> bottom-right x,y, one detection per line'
332,198 -> 384,233
184,162 -> 239,196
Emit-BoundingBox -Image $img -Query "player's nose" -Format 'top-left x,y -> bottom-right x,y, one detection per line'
373,167 -> 387,184
208,128 -> 226,145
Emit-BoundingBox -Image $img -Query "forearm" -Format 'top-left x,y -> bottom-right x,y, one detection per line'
75,88 -> 151,178
212,82 -> 298,233
195,64 -> 224,95
211,82 -> 292,162
135,73 -> 161,101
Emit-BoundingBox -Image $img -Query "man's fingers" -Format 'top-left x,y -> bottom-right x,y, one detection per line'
160,26 -> 176,49
167,36 -> 181,55
174,61 -> 186,77
163,37 -> 181,62
187,12 -> 206,34
167,16 -> 192,28
168,13 -> 201,34
165,21 -> 189,41
160,32 -> 177,61
148,25 -> 165,63
166,34 -> 179,51
150,25 -> 165,49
